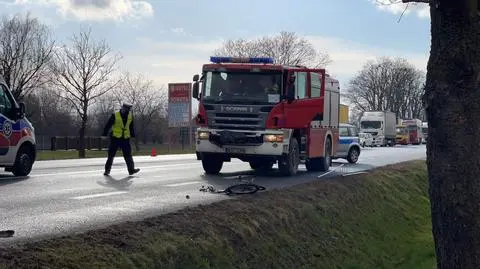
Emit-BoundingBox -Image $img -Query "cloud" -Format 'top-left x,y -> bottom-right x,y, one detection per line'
372,0 -> 430,19
13,0 -> 154,21
305,36 -> 428,83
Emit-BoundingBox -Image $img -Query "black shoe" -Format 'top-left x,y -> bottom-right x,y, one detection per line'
104,169 -> 110,176
129,168 -> 140,175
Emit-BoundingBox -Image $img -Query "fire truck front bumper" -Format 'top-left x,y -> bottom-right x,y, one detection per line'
195,128 -> 290,159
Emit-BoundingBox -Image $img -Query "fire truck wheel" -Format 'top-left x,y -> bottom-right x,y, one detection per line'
317,137 -> 332,172
279,138 -> 300,176
201,155 -> 223,175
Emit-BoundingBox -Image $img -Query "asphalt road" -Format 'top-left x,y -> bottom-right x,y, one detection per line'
0,144 -> 426,245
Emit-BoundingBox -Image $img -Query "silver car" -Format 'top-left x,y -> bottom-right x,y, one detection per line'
358,132 -> 374,147
333,123 -> 361,164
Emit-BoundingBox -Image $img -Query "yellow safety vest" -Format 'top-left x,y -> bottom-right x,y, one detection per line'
112,112 -> 133,139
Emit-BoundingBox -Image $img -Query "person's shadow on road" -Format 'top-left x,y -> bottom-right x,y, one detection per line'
97,175 -> 134,190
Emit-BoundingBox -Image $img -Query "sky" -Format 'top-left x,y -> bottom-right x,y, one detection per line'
0,0 -> 431,104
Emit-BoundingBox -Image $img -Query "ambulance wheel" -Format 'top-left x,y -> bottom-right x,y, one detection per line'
201,154 -> 223,175
12,145 -> 34,177
279,138 -> 300,176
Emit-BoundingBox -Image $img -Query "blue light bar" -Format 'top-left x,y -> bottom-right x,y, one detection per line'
210,56 -> 274,64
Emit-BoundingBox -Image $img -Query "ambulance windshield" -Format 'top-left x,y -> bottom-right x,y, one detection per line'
201,71 -> 282,104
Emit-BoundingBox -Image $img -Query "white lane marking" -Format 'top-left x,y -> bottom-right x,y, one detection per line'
342,171 -> 368,177
152,174 -> 193,178
164,181 -> 202,187
317,164 -> 345,179
71,191 -> 128,200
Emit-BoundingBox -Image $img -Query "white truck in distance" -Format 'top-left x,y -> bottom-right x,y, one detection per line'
359,111 -> 396,147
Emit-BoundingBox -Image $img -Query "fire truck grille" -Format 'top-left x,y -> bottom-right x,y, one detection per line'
212,113 -> 261,130
205,105 -> 272,130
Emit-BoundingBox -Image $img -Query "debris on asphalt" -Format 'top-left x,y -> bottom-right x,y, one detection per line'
199,183 -> 266,195
0,230 -> 14,238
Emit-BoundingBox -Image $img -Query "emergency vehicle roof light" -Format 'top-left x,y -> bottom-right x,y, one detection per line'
210,56 -> 274,64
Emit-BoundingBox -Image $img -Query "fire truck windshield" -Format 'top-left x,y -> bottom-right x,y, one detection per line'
201,71 -> 282,104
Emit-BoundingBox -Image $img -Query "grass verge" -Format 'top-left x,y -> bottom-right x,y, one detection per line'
37,145 -> 194,160
0,160 -> 435,269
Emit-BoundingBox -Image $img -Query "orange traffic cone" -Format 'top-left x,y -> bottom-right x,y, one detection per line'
150,148 -> 157,157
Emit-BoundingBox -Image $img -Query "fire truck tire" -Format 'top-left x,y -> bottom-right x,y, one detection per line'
201,155 -> 223,175
317,137 -> 332,172
279,138 -> 300,176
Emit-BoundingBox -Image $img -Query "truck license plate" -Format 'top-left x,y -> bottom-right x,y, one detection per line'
225,147 -> 246,154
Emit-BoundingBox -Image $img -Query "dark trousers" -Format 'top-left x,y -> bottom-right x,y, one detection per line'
104,137 -> 135,173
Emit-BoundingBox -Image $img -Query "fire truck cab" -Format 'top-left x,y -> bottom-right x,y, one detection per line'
192,56 -> 340,176
402,119 -> 423,145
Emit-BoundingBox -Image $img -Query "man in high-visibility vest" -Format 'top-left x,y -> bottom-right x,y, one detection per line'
102,102 -> 140,176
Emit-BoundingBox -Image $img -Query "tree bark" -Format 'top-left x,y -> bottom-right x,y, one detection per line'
425,1 -> 480,268
78,118 -> 86,158
78,102 -> 88,158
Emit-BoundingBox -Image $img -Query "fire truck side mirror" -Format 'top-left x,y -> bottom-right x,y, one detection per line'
285,74 -> 296,103
192,82 -> 200,100
286,84 -> 295,103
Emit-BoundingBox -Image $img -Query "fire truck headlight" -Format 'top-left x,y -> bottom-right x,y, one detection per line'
197,131 -> 210,140
264,134 -> 283,143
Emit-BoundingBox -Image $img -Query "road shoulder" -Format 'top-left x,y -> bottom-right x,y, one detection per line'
0,160 -> 434,269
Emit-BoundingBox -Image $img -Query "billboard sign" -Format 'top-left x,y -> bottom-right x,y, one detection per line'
168,83 -> 192,128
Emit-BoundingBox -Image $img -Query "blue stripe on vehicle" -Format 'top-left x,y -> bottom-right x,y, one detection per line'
339,137 -> 358,144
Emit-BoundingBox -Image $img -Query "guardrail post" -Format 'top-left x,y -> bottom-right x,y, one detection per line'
50,136 -> 56,151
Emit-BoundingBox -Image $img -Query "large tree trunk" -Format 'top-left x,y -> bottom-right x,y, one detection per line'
78,119 -> 86,158
425,1 -> 480,268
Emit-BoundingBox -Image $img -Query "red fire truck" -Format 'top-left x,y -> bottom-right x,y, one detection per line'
401,119 -> 423,145
191,56 -> 340,176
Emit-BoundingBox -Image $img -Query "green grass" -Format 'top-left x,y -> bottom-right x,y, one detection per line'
0,160 -> 435,269
36,144 -> 195,160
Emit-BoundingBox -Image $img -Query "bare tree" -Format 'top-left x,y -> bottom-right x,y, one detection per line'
375,1 -> 480,268
112,71 -> 168,145
214,31 -> 331,68
90,93 -> 117,136
49,29 -> 121,158
26,87 -> 77,137
0,12 -> 55,100
345,56 -> 425,120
